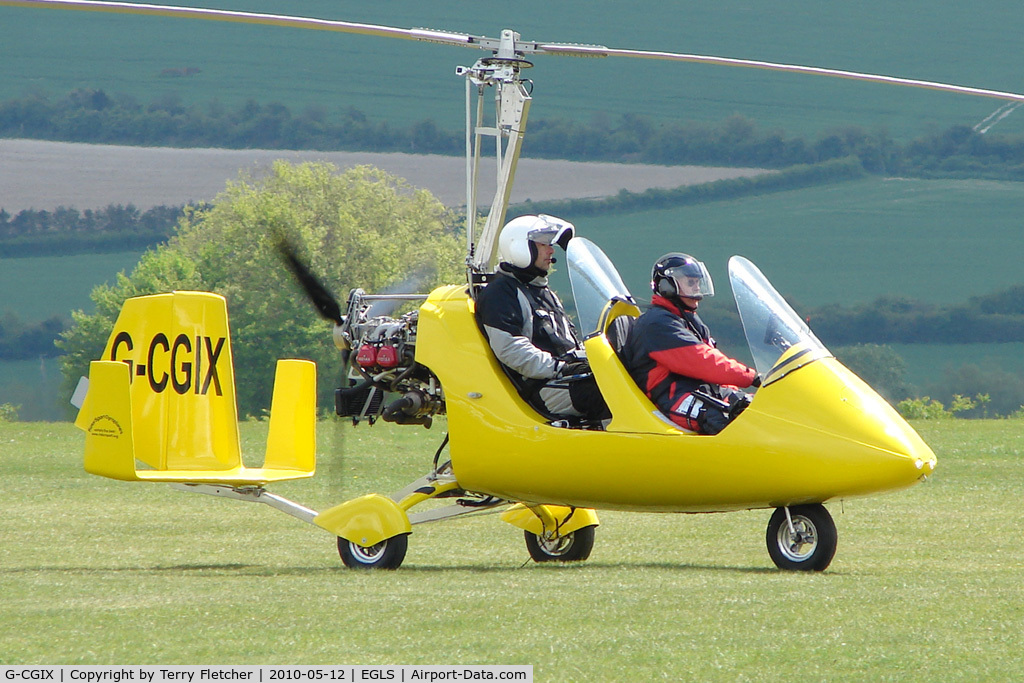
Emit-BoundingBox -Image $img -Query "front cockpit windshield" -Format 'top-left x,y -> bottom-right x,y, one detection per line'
566,237 -> 634,335
729,255 -> 831,384
565,242 -> 829,386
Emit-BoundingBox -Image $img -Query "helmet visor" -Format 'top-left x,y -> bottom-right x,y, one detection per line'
663,260 -> 714,299
528,220 -> 574,249
528,226 -> 560,244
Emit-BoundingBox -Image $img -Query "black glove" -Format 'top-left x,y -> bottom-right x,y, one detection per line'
728,393 -> 752,420
750,373 -> 762,388
559,360 -> 591,377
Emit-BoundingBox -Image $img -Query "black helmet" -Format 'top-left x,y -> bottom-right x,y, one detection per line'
651,252 -> 714,300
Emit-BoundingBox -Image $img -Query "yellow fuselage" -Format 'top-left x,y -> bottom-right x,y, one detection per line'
416,286 -> 936,513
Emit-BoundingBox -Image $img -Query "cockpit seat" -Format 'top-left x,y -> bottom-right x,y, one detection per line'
605,314 -> 635,358
595,308 -> 695,434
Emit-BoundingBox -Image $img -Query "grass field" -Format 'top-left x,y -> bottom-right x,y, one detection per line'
1,418 -> 1021,677
2,1 -> 1024,140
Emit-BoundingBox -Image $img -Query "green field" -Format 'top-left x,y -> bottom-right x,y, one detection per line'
567,177 -> 1024,308
1,419 -> 1021,677
10,176 -> 1024,325
892,342 -> 1024,393
0,357 -> 65,422
2,1 -> 1024,140
4,179 -> 1019,323
5,174 -> 1024,420
0,251 -> 140,421
0,250 -> 141,322
6,176 -> 1023,323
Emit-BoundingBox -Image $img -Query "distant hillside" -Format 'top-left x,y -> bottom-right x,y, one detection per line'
3,0 -> 1024,141
6,2 -> 1024,420
5,89 -> 1024,183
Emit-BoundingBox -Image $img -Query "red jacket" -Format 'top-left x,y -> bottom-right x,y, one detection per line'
622,295 -> 756,419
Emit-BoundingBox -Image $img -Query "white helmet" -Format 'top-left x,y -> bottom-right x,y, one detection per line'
497,214 -> 576,269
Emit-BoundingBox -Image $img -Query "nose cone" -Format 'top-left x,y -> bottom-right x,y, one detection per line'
750,357 -> 937,497
837,371 -> 937,476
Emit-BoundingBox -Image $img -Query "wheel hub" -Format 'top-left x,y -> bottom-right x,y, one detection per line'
350,540 -> 386,563
777,517 -> 818,562
538,533 -> 574,556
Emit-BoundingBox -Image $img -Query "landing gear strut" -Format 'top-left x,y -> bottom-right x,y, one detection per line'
524,525 -> 596,563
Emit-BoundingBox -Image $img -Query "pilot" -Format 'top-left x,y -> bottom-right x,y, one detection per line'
622,252 -> 759,434
475,214 -> 610,423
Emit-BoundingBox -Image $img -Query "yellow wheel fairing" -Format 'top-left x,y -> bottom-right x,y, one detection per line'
501,503 -> 600,537
314,494 -> 412,547
417,286 -> 936,513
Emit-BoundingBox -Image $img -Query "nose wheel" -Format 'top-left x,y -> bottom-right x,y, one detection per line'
766,504 -> 837,571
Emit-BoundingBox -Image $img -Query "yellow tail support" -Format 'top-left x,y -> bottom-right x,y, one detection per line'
75,291 -> 316,486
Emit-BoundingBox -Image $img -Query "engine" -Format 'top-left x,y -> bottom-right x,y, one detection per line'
334,289 -> 443,427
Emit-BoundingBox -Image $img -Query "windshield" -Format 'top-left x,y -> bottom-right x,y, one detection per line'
566,238 -> 634,336
563,245 -> 827,383
729,255 -> 830,384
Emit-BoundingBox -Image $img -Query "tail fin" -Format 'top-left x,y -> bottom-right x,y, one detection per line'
76,291 -> 316,485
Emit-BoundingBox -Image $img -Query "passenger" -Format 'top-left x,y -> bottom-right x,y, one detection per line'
622,252 -> 759,434
475,214 -> 610,422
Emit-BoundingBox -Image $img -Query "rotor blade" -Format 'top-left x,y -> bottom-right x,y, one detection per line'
277,241 -> 343,326
537,43 -> 1024,104
8,0 -> 1024,104
0,0 -> 485,49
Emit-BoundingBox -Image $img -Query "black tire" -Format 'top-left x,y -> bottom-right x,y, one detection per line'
766,504 -> 837,571
524,524 -> 596,563
337,533 -> 409,570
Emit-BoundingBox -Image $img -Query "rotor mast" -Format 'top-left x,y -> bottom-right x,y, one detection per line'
459,29 -> 533,280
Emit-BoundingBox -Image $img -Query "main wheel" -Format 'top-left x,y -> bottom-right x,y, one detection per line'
766,504 -> 837,571
337,533 -> 409,570
524,525 -> 596,563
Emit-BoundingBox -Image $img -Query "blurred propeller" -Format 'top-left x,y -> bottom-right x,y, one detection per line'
277,240 -> 343,326
275,239 -> 355,500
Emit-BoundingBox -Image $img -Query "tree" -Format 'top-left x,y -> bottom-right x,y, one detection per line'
58,161 -> 464,416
